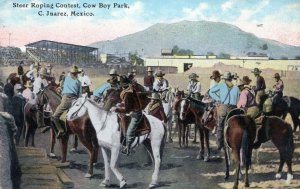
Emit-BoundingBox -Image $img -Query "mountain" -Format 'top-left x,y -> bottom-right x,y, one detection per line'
90,20 -> 300,59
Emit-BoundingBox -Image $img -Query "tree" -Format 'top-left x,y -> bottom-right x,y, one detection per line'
218,52 -> 231,59
295,56 -> 300,60
262,43 -> 268,50
172,45 -> 193,56
129,52 -> 144,66
281,56 -> 288,60
207,51 -> 215,56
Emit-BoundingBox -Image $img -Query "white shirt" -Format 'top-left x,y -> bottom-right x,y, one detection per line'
33,77 -> 48,94
187,80 -> 201,94
79,75 -> 91,87
153,78 -> 168,92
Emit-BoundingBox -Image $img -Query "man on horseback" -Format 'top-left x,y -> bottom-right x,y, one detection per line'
78,69 -> 92,97
187,73 -> 201,100
111,76 -> 143,155
52,66 -> 82,138
153,70 -> 169,102
33,68 -> 49,95
272,73 -> 284,104
144,67 -> 154,91
252,68 -> 266,105
209,71 -> 240,150
93,69 -> 119,103
209,70 -> 222,88
145,93 -> 167,123
237,76 -> 259,118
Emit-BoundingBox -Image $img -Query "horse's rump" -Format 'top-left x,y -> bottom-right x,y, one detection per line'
118,114 -> 151,137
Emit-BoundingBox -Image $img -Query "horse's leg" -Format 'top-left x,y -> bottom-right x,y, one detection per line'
291,113 -> 299,132
204,129 -> 210,162
224,146 -> 230,180
76,134 -> 94,178
275,151 -> 285,179
30,127 -> 35,147
244,149 -> 252,187
70,135 -> 78,152
91,133 -> 99,165
110,147 -> 126,188
178,122 -> 182,148
60,134 -> 69,163
168,118 -> 173,143
143,138 -> 154,166
149,139 -> 162,188
193,124 -> 197,143
286,152 -> 293,184
49,128 -> 56,157
99,147 -> 111,187
197,127 -> 204,160
185,124 -> 189,147
24,122 -> 29,147
233,156 -> 240,189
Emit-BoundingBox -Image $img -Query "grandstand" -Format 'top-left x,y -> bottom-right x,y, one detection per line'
0,46 -> 27,66
25,40 -> 99,65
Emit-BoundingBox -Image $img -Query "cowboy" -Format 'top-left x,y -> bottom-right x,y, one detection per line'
209,70 -> 222,89
237,76 -> 259,119
26,62 -> 40,81
232,73 -> 239,86
145,93 -> 167,123
46,63 -> 53,75
93,69 -> 119,102
52,66 -> 82,138
187,73 -> 201,100
252,68 -> 266,105
18,61 -> 24,79
144,67 -> 154,91
111,76 -> 142,155
153,70 -> 169,102
272,73 -> 284,104
209,71 -> 240,150
128,69 -> 137,84
33,68 -> 49,95
78,69 -> 92,97
22,80 -> 35,101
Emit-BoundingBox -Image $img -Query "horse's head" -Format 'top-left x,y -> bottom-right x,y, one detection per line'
104,88 -> 121,106
179,98 -> 190,120
201,103 -> 217,131
36,88 -> 49,111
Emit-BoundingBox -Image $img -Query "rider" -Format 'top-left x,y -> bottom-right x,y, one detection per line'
128,69 -> 137,84
78,69 -> 92,97
252,68 -> 266,105
237,76 -> 259,118
145,93 -> 167,123
232,73 -> 239,86
26,62 -> 40,81
111,75 -> 142,155
209,70 -> 222,89
18,61 -> 24,80
209,71 -> 240,151
272,73 -> 284,104
22,80 -> 35,101
144,67 -> 154,91
52,66 -> 82,138
93,69 -> 119,103
33,68 -> 49,95
187,73 -> 201,100
153,70 -> 169,102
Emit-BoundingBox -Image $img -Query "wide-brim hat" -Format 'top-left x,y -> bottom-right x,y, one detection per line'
232,72 -> 239,79
238,76 -> 252,86
274,73 -> 280,78
155,70 -> 165,77
148,93 -> 160,100
39,68 -> 49,76
147,67 -> 153,72
189,73 -> 199,79
70,66 -> 81,73
221,71 -> 233,80
251,68 -> 262,74
119,75 -> 130,87
210,70 -> 222,79
24,80 -> 33,88
109,69 -> 119,76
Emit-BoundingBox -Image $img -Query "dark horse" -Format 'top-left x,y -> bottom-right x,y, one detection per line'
254,116 -> 294,183
224,109 -> 256,189
35,87 -> 99,177
282,96 -> 300,132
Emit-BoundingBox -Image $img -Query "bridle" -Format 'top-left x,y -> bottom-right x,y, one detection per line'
202,104 -> 215,125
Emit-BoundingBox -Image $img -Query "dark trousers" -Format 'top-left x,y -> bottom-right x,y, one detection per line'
127,111 -> 142,145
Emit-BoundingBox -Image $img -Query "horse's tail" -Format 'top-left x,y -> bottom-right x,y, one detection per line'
160,122 -> 167,160
241,127 -> 251,168
287,125 -> 294,157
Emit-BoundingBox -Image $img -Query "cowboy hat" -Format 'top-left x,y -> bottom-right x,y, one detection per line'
251,68 -> 262,74
148,93 -> 160,100
155,70 -> 165,77
274,73 -> 280,78
147,67 -> 153,72
210,70 -> 222,79
221,71 -> 233,80
237,76 -> 252,86
24,80 -> 33,88
232,72 -> 239,79
188,73 -> 199,79
109,69 -> 119,76
70,65 -> 81,73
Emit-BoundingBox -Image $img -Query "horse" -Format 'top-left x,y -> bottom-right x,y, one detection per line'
68,96 -> 166,188
161,89 -> 175,143
259,92 -> 288,118
35,87 -> 99,177
180,96 -> 212,161
224,110 -> 256,189
254,116 -> 294,183
282,96 -> 300,132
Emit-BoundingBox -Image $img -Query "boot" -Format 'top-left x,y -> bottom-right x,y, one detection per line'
52,118 -> 65,139
121,140 -> 132,156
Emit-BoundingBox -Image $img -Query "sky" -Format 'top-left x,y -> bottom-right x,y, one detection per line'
0,0 -> 300,47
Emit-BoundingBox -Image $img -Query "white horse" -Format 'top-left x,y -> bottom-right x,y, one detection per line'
67,97 -> 166,188
162,89 -> 176,143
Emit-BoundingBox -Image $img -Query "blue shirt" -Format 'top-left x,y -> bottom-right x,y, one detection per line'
209,82 -> 240,105
62,76 -> 82,97
93,83 -> 111,97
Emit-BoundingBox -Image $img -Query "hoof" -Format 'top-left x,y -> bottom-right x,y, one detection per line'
286,173 -> 293,184
99,179 -> 110,187
149,183 -> 158,189
196,154 -> 204,160
224,173 -> 229,180
275,173 -> 282,180
204,155 -> 210,162
245,182 -> 249,187
84,173 -> 92,178
70,148 -> 77,152
120,179 -> 127,188
49,153 -> 57,158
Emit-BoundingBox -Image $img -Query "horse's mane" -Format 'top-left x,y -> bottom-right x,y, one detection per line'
187,96 -> 206,108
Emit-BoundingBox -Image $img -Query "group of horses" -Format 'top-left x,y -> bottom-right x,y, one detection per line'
3,71 -> 300,189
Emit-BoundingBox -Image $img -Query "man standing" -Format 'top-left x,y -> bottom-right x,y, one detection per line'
187,73 -> 201,100
144,67 -> 154,91
153,70 -> 169,102
273,73 -> 284,103
52,66 -> 82,138
209,71 -> 240,150
111,76 -> 141,155
252,68 -> 266,105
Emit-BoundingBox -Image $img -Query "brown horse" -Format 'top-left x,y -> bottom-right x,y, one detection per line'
224,110 -> 256,189
254,116 -> 294,183
282,96 -> 300,132
35,87 -> 99,177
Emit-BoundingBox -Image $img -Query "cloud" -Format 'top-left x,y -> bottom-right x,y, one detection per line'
111,1 -> 143,18
182,2 -> 210,21
236,0 -> 269,22
221,0 -> 236,11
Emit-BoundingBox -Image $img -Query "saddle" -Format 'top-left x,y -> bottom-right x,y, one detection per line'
118,113 -> 151,137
